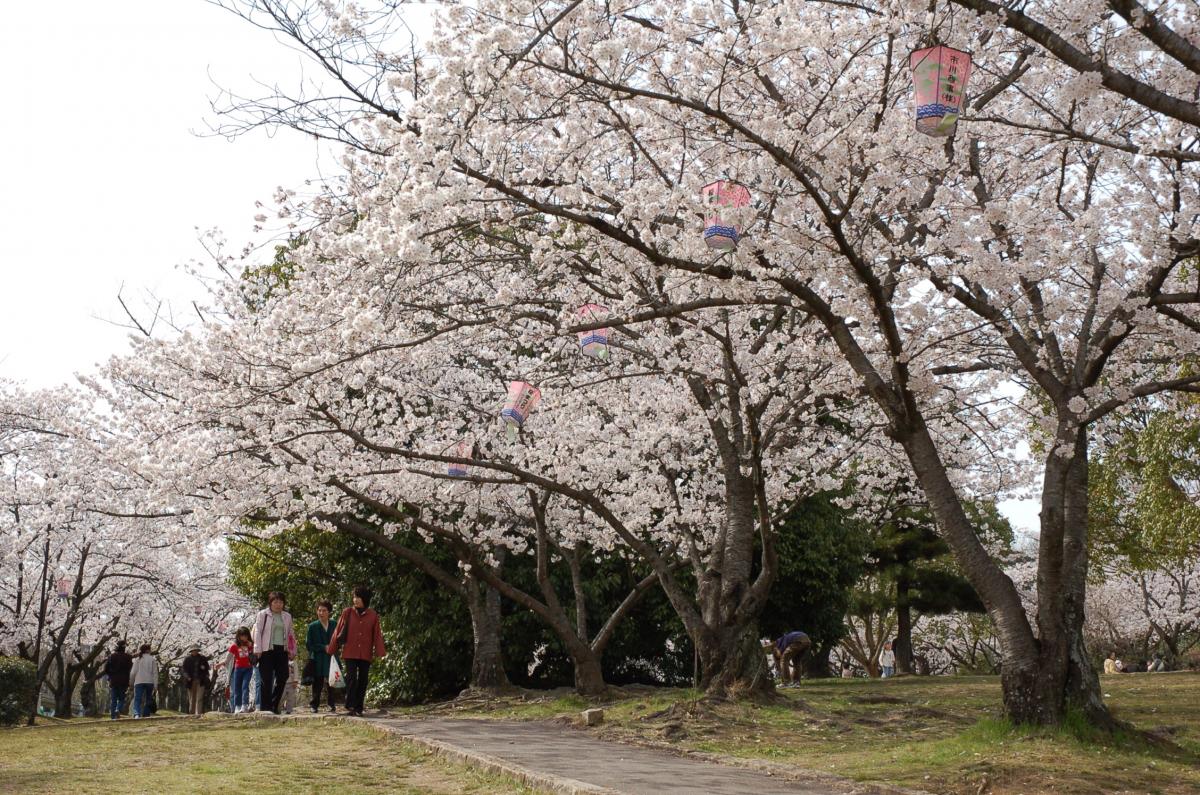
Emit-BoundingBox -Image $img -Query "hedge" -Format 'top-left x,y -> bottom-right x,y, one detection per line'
0,656 -> 38,725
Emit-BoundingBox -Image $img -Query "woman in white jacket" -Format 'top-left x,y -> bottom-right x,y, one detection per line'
130,644 -> 158,718
251,591 -> 297,714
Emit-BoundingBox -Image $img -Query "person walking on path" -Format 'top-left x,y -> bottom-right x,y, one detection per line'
252,591 -> 297,714
181,646 -> 212,716
773,631 -> 811,687
327,585 -> 386,717
219,627 -> 255,713
102,641 -> 133,719
130,644 -> 158,719
306,600 -> 338,713
879,641 -> 896,678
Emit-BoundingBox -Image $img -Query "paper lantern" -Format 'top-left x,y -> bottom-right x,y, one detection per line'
446,440 -> 472,477
910,45 -> 972,137
218,620 -> 229,633
701,181 -> 751,251
577,304 -> 610,359
56,577 -> 71,599
501,381 -> 541,428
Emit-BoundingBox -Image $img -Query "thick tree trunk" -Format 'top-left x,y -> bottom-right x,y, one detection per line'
465,576 -> 510,691
572,650 -> 608,696
693,471 -> 776,698
697,622 -> 772,698
897,421 -> 1112,725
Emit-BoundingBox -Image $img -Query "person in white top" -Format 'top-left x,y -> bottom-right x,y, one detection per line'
251,591 -> 297,714
879,641 -> 896,678
130,644 -> 158,718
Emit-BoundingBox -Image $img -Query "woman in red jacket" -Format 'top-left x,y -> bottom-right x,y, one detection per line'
327,584 -> 386,717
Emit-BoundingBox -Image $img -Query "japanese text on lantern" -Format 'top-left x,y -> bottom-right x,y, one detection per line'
501,381 -> 542,427
910,45 -> 972,137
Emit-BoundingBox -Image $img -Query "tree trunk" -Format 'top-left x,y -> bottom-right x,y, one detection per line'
804,644 -> 833,678
80,674 -> 99,718
694,471 -> 775,699
572,649 -> 607,696
697,622 -> 772,698
895,578 -> 914,675
465,576 -> 510,691
897,420 -> 1113,725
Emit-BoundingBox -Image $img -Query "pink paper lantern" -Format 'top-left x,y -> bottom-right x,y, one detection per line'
501,381 -> 542,428
910,45 -> 972,137
577,304 -> 610,359
447,440 -> 472,477
701,181 -> 751,251
56,577 -> 71,599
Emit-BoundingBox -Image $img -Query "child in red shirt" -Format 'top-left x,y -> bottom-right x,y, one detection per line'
221,627 -> 254,713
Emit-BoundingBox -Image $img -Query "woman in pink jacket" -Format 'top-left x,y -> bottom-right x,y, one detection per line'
252,591 -> 297,714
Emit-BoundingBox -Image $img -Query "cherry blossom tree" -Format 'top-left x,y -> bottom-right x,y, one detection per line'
186,0 -> 1197,723
0,383 -> 244,720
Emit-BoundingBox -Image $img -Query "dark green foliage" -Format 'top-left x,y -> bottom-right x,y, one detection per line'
759,492 -> 871,676
228,524 -> 694,703
229,524 -> 473,703
0,656 -> 37,725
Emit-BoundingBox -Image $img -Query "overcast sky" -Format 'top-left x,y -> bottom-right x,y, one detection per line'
0,1 -> 335,387
0,2 -> 1041,538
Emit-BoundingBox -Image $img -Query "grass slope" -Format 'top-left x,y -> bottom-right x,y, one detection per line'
0,718 -> 545,795
403,672 -> 1200,795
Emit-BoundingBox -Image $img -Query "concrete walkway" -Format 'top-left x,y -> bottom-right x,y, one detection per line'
292,713 -> 913,795
378,717 -> 825,794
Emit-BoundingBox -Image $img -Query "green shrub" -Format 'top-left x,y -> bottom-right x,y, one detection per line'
0,656 -> 37,725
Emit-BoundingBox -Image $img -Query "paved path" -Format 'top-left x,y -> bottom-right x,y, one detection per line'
234,711 -> 914,794
371,716 -> 899,795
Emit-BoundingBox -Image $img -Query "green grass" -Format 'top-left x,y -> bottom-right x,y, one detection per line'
402,672 -> 1200,794
0,718 -> 546,795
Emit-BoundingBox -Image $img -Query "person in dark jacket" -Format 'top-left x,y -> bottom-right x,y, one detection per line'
326,585 -> 386,717
102,641 -> 133,719
774,631 -> 812,687
181,646 -> 212,716
306,600 -> 338,713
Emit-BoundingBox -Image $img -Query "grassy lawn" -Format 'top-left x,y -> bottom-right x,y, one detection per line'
401,672 -> 1200,795
0,718 -> 546,795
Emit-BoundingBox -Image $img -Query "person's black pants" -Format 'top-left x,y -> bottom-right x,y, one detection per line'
344,658 -> 371,713
310,671 -> 337,710
257,647 -> 289,712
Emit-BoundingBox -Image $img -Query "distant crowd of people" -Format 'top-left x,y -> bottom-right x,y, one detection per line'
100,585 -> 386,720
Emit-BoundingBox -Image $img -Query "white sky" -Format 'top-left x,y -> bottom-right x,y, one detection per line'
0,2 -> 1042,538
0,1 -> 332,387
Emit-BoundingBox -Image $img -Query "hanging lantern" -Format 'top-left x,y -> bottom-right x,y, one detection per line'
701,181 -> 752,251
446,440 -> 472,477
577,304 -> 610,359
910,45 -> 972,137
55,577 -> 70,600
218,620 -> 229,633
193,604 -> 202,616
501,381 -> 542,430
